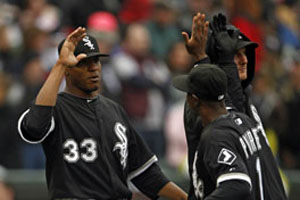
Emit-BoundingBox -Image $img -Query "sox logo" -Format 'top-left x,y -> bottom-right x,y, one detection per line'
113,122 -> 128,169
82,36 -> 95,50
192,151 -> 204,199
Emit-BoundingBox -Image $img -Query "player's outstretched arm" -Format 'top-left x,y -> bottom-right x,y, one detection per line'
35,27 -> 87,106
158,182 -> 188,200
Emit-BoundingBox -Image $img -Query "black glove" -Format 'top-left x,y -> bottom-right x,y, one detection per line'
209,13 -> 240,64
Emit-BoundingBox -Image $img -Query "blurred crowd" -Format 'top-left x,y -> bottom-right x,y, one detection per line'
0,0 -> 300,178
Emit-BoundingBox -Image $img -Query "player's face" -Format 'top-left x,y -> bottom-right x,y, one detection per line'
67,56 -> 102,95
234,48 -> 248,81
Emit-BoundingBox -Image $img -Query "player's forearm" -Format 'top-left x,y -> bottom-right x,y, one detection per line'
35,62 -> 66,106
219,63 -> 245,113
158,182 -> 188,200
205,180 -> 250,200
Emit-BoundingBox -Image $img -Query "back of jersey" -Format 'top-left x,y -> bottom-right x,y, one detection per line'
231,111 -> 287,200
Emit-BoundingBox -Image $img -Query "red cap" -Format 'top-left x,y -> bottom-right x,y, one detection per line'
87,12 -> 118,32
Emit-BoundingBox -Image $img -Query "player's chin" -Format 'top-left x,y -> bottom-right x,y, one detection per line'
240,73 -> 247,81
85,84 -> 100,93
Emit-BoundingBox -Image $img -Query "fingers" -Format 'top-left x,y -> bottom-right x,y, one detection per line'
198,13 -> 206,36
211,15 -> 219,33
219,13 -> 227,26
218,13 -> 227,30
203,21 -> 209,39
76,53 -> 87,62
192,12 -> 208,39
58,27 -> 87,67
181,32 -> 189,44
211,13 -> 228,33
66,27 -> 87,45
191,13 -> 200,39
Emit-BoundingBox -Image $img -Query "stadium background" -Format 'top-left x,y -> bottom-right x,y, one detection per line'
0,0 -> 300,199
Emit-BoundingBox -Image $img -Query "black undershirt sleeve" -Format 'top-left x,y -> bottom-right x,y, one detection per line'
205,180 -> 251,200
131,163 -> 169,200
219,63 -> 245,113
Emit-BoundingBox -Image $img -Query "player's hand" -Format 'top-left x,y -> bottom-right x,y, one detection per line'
182,12 -> 209,61
57,27 -> 87,67
210,13 -> 239,64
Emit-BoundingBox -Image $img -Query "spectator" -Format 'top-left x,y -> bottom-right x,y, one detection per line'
223,0 -> 265,71
19,0 -> 61,32
119,0 -> 153,24
0,165 -> 14,200
15,54 -> 47,169
281,58 -> 300,169
0,72 -> 22,169
146,0 -> 182,60
111,23 -> 170,157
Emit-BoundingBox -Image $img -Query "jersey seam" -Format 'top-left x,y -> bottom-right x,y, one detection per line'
127,155 -> 158,180
216,172 -> 252,190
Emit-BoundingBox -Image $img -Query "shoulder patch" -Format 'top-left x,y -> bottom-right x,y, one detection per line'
217,148 -> 237,165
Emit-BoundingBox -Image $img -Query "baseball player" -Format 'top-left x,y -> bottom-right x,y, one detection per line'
180,13 -> 287,199
173,64 -> 287,199
17,27 -> 187,200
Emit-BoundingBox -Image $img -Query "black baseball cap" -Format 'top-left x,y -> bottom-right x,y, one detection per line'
58,34 -> 109,59
236,33 -> 258,50
172,64 -> 227,101
225,25 -> 258,50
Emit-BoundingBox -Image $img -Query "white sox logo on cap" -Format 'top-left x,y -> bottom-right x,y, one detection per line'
82,36 -> 95,50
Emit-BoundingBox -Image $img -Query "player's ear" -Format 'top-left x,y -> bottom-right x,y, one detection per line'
191,94 -> 201,108
192,94 -> 200,104
187,93 -> 201,108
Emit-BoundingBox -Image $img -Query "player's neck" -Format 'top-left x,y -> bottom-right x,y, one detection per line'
201,107 -> 228,127
64,87 -> 100,99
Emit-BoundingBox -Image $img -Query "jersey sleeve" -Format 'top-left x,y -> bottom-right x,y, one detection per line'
204,180 -> 251,200
126,124 -> 158,179
131,163 -> 169,199
117,107 -> 158,179
203,129 -> 252,188
18,103 -> 55,144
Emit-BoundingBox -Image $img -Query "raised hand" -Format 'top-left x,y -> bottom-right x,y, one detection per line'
182,12 -> 209,60
58,27 -> 87,67
209,13 -> 240,64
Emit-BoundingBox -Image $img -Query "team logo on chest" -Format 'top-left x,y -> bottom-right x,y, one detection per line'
113,122 -> 128,169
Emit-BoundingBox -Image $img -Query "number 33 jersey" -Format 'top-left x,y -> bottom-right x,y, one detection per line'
18,92 -> 158,199
192,111 -> 287,200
